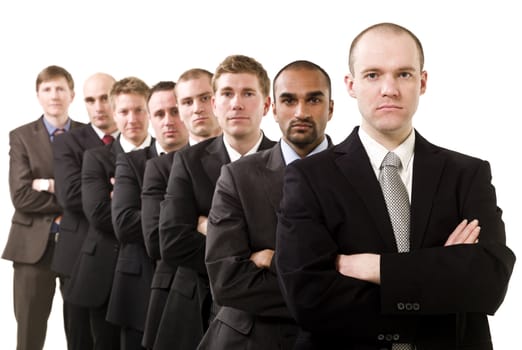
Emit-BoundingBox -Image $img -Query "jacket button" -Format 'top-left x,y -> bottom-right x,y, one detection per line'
397,302 -> 405,310
413,302 -> 420,311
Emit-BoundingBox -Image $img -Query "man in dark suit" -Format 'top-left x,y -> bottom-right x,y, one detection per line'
67,77 -> 153,349
110,81 -> 188,349
201,60 -> 334,350
275,23 -> 516,350
158,55 -> 276,349
2,65 -> 84,350
141,69 -> 222,350
52,72 -> 119,349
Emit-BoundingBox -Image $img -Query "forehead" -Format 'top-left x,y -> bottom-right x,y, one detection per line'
38,77 -> 70,90
275,68 -> 328,95
352,30 -> 421,72
215,72 -> 261,91
114,93 -> 147,108
176,77 -> 212,97
84,77 -> 112,97
148,90 -> 177,108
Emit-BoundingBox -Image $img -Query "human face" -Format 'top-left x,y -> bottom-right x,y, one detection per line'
212,73 -> 270,140
176,77 -> 220,141
345,30 -> 427,145
37,77 -> 75,118
148,90 -> 188,152
113,93 -> 149,145
273,68 -> 333,156
83,75 -> 116,132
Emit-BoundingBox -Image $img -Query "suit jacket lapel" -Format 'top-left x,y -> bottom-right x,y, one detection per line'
335,128 -> 398,250
202,135 -> 230,185
262,145 -> 285,212
410,131 -> 445,249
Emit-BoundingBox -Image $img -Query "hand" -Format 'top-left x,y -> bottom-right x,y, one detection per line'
336,253 -> 381,284
110,177 -> 115,199
249,249 -> 274,269
445,219 -> 480,246
198,216 -> 208,235
32,178 -> 54,193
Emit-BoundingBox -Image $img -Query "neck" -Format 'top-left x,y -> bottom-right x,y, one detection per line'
362,124 -> 412,151
224,131 -> 261,156
44,114 -> 69,128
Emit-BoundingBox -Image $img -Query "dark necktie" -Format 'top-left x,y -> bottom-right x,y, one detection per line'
102,134 -> 114,145
51,128 -> 65,142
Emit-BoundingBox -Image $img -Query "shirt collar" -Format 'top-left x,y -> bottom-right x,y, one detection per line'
223,132 -> 264,162
42,116 -> 71,137
358,127 -> 415,176
280,136 -> 329,165
90,124 -> 120,140
119,134 -> 152,153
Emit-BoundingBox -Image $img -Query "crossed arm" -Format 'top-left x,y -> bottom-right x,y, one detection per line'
336,219 -> 481,284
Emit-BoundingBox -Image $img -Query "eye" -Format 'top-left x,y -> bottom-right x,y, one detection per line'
201,95 -> 211,102
365,72 -> 378,80
399,72 -> 413,79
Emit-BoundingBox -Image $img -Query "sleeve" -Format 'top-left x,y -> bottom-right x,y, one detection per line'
53,134 -> 83,213
9,130 -> 61,214
159,152 -> 206,274
81,149 -> 114,236
111,153 -> 144,244
275,162 -> 417,339
206,164 -> 290,318
380,160 -> 516,315
141,159 -> 164,260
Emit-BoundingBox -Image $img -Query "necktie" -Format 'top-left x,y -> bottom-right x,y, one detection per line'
51,128 -> 65,142
379,152 -> 413,350
102,134 -> 114,145
379,152 -> 410,252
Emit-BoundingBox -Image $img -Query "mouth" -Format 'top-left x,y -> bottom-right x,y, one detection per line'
377,104 -> 402,111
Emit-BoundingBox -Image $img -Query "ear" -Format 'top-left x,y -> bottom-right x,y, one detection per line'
272,102 -> 278,122
420,70 -> 428,95
328,99 -> 334,121
262,96 -> 271,116
344,74 -> 357,98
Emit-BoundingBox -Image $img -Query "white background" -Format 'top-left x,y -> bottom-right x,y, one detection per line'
0,0 -> 519,348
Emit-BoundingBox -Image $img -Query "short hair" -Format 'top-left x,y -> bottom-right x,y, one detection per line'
36,65 -> 74,92
212,55 -> 270,98
272,60 -> 332,100
148,81 -> 176,102
109,77 -> 150,109
177,68 -> 213,83
349,22 -> 425,74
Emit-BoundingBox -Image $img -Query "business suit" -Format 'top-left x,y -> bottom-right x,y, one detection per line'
66,137 -> 127,349
275,127 -> 516,349
201,142 -> 324,350
52,124 -> 108,349
141,151 -> 178,349
3,116 -> 84,350
158,134 -> 275,349
108,143 -> 158,348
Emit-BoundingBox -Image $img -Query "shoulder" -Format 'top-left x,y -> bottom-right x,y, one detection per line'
9,118 -> 41,136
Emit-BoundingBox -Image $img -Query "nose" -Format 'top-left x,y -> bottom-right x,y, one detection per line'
380,75 -> 399,97
293,100 -> 308,118
231,94 -> 244,110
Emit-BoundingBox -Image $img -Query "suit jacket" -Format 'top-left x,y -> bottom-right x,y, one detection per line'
66,138 -> 125,307
140,152 -> 176,348
202,142 -> 335,350
51,124 -> 104,278
275,127 -> 516,350
158,134 -> 275,349
3,116 -> 84,264
107,144 -> 158,330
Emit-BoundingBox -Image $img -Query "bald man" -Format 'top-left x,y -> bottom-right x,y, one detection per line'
52,72 -> 119,349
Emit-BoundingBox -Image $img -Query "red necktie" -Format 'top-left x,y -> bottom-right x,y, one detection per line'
102,134 -> 114,145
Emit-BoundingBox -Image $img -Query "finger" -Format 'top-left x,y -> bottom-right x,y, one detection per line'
463,226 -> 481,244
445,219 -> 468,246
